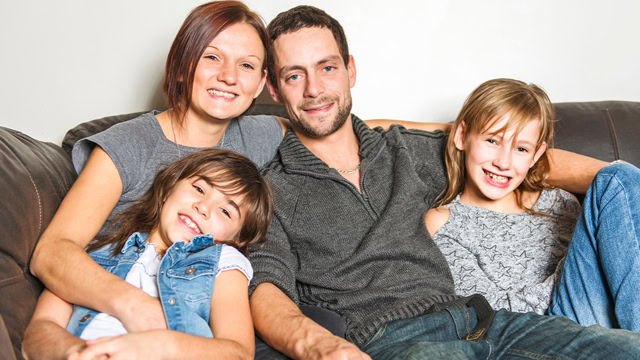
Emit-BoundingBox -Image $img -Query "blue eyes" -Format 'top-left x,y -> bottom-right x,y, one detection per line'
486,139 -> 530,153
193,185 -> 204,194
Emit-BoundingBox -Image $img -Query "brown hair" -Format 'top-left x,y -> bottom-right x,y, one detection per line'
438,78 -> 555,212
87,149 -> 273,256
266,5 -> 349,89
163,1 -> 269,123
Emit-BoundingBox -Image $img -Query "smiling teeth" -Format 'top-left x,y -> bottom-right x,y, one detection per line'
208,89 -> 236,99
179,215 -> 202,234
487,172 -> 508,183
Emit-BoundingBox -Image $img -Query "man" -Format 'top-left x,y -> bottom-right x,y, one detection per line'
250,5 -> 640,359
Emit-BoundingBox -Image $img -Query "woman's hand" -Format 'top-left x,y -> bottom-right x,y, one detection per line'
70,331 -> 167,360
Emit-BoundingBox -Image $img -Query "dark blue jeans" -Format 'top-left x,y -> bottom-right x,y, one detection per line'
363,305 -> 640,359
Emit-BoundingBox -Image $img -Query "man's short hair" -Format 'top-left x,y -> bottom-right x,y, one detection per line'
267,5 -> 349,89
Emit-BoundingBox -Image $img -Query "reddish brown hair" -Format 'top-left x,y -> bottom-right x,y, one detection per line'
163,1 -> 268,124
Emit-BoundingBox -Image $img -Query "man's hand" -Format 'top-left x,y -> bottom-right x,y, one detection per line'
299,334 -> 371,360
117,293 -> 167,332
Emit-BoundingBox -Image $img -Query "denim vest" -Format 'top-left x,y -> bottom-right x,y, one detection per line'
66,232 -> 222,338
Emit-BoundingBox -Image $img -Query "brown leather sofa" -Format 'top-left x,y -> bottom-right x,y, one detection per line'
1,101 -> 639,359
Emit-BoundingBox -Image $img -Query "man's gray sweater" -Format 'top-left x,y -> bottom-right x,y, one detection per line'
249,115 -> 470,347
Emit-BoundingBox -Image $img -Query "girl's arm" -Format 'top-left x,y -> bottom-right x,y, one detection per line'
22,290 -> 85,360
425,207 -> 451,237
74,270 -> 254,360
29,147 -> 166,332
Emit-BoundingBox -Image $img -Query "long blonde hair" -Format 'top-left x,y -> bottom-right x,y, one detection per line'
438,78 -> 555,211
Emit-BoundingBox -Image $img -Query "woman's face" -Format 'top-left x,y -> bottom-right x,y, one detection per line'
187,22 -> 266,124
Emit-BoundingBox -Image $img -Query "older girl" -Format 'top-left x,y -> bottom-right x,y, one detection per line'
426,78 -> 640,330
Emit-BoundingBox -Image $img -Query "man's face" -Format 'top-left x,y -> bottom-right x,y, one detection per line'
268,27 -> 356,138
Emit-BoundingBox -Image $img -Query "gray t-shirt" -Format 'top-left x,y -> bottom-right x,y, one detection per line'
72,111 -> 282,234
432,188 -> 581,314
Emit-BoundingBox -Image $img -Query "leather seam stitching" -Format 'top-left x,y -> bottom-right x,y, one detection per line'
604,108 -> 620,160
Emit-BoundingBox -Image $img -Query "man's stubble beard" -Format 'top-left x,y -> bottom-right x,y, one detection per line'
286,94 -> 353,138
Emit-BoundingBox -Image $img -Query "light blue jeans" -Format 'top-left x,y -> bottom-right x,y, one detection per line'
549,161 -> 640,331
363,305 -> 640,359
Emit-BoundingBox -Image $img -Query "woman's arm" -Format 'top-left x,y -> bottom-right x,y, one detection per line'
74,270 -> 255,360
22,290 -> 85,360
365,119 -> 451,132
29,147 -> 166,332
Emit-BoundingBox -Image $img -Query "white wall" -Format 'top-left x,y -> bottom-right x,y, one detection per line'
2,0 -> 639,144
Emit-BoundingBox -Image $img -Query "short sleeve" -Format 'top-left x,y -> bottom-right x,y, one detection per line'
217,246 -> 253,282
71,113 -> 159,195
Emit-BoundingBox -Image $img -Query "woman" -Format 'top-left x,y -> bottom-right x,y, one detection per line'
30,0 -> 282,334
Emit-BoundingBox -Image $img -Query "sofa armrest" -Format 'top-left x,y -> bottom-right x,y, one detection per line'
0,127 -> 77,360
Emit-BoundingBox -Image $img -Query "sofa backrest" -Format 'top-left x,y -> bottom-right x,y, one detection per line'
554,101 -> 640,167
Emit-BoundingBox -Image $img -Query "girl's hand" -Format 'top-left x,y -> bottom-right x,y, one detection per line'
71,331 -> 168,360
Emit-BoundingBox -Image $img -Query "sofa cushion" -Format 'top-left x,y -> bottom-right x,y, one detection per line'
0,127 -> 77,360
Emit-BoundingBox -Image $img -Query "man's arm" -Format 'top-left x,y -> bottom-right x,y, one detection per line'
546,149 -> 608,194
251,283 -> 370,360
30,147 -> 166,332
22,290 -> 85,360
365,119 -> 451,133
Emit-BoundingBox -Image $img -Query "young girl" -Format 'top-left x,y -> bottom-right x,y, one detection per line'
426,78 -> 640,331
23,149 -> 273,360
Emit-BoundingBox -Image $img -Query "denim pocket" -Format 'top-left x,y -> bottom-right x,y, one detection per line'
166,260 -> 215,302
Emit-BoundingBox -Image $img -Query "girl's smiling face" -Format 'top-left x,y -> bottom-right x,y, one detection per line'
148,176 -> 244,252
455,115 -> 547,212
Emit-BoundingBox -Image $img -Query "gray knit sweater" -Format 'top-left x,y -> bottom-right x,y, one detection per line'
249,115 -> 471,347
433,188 -> 580,314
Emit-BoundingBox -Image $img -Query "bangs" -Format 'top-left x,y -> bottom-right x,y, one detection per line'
478,105 -> 547,149
187,164 -> 260,209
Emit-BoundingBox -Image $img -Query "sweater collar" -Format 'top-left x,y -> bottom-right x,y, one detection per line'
278,114 -> 383,172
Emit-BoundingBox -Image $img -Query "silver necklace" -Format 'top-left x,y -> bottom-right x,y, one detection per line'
334,163 -> 361,174
170,111 -> 226,159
